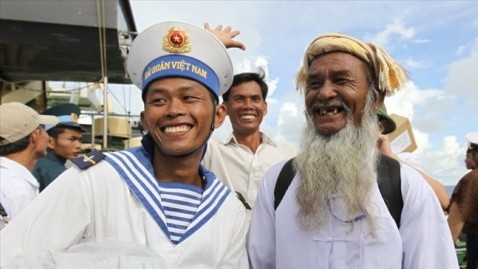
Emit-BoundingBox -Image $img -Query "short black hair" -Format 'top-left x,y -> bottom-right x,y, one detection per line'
0,135 -> 31,156
222,72 -> 268,102
47,126 -> 81,140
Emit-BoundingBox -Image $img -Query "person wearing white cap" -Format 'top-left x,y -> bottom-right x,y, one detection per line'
248,33 -> 458,268
0,23 -> 249,268
0,102 -> 58,229
448,132 -> 478,269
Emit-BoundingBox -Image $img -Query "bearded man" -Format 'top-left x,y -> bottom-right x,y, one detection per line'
247,34 -> 458,269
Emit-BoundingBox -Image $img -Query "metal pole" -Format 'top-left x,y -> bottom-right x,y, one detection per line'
102,77 -> 108,149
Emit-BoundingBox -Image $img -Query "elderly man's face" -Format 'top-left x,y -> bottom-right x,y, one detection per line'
304,52 -> 371,136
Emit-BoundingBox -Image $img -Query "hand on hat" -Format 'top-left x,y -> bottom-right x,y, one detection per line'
204,23 -> 246,51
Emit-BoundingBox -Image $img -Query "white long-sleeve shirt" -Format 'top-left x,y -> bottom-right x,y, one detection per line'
0,157 -> 39,221
247,160 -> 458,269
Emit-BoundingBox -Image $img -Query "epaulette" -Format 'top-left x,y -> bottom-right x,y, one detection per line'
71,149 -> 106,170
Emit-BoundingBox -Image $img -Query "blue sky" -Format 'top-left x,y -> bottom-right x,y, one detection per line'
107,1 -> 478,187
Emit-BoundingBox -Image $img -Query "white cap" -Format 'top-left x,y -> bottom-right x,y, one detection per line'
126,21 -> 233,100
466,132 -> 478,149
0,102 -> 59,146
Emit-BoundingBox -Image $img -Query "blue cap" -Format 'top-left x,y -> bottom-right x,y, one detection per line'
42,103 -> 85,132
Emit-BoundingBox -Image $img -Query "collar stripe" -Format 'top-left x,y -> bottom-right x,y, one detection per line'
105,148 -> 230,244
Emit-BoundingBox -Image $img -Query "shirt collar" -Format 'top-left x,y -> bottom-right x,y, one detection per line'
224,132 -> 278,147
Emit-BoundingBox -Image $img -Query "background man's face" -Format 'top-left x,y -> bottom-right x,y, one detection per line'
225,80 -> 267,135
49,128 -> 82,160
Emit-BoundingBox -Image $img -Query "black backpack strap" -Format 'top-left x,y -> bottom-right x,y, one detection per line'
377,154 -> 403,228
0,202 -> 7,218
274,158 -> 295,210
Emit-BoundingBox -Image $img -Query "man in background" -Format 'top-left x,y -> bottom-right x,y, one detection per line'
376,104 -> 450,210
448,132 -> 478,269
0,102 -> 58,227
202,71 -> 296,218
32,103 -> 84,191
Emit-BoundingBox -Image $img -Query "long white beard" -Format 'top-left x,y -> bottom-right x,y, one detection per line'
295,98 -> 380,232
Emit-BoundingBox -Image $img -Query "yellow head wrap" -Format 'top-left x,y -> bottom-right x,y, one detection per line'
296,33 -> 408,96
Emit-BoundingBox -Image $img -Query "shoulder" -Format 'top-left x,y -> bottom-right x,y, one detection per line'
71,150 -> 106,170
262,134 -> 297,154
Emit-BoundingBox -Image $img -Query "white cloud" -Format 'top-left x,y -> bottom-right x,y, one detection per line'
370,18 -> 415,46
403,58 -> 427,69
446,38 -> 478,106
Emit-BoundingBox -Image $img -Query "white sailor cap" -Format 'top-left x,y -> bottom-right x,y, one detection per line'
466,132 -> 478,150
126,21 -> 234,101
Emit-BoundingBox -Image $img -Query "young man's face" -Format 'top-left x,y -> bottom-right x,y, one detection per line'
140,77 -> 218,157
304,52 -> 378,136
224,80 -> 267,136
48,128 -> 82,160
465,148 -> 477,170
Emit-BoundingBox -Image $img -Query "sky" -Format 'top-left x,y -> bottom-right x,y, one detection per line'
105,1 -> 478,188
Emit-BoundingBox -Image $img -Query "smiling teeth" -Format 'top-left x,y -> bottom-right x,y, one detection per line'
165,125 -> 190,133
241,115 -> 255,120
319,108 -> 339,116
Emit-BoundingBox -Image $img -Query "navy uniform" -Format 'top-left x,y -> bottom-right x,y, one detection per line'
1,22 -> 249,268
32,103 -> 85,191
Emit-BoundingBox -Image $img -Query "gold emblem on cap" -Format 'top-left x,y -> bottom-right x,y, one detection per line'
70,113 -> 79,123
163,27 -> 191,53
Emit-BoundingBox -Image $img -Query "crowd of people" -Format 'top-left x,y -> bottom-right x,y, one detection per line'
0,21 -> 476,269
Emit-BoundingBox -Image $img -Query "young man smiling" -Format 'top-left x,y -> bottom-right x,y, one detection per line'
1,22 -> 249,268
202,72 -> 296,220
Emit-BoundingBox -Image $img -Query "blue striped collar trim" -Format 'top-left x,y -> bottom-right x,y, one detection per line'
104,147 -> 230,244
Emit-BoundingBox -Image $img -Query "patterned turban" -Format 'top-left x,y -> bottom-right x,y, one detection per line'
295,33 -> 408,96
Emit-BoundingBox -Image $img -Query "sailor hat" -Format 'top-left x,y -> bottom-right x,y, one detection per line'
466,132 -> 478,151
127,21 -> 233,101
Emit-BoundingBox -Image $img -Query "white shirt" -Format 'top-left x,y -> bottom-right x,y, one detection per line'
1,150 -> 249,268
247,161 -> 459,269
0,157 -> 39,220
202,133 -> 296,209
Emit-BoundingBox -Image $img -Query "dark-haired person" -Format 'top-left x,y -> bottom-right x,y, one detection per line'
1,22 -> 249,268
448,132 -> 478,269
32,103 -> 83,192
202,72 -> 296,220
0,102 -> 57,227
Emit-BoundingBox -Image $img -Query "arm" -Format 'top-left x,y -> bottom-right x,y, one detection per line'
247,163 -> 280,269
447,202 -> 465,242
204,23 -> 246,50
399,165 -> 459,269
377,134 -> 450,210
219,196 -> 249,269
